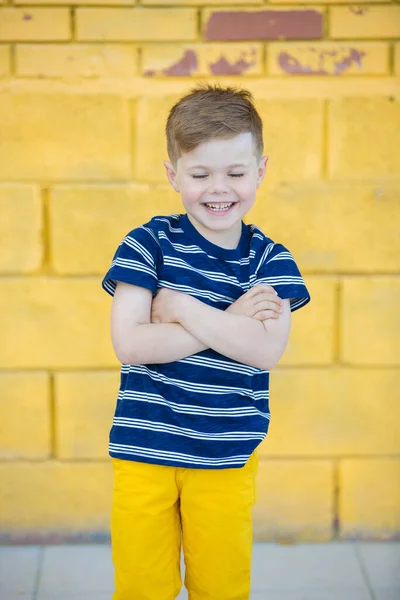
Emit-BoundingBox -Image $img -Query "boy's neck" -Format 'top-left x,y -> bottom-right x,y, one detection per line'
186,214 -> 242,250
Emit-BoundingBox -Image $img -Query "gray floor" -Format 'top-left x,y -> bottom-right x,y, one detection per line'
0,542 -> 399,600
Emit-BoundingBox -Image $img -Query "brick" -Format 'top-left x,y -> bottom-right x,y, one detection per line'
0,8 -> 70,41
247,182 -> 400,273
268,42 -> 389,76
142,43 -> 263,77
203,8 -> 323,41
329,97 -> 400,179
0,372 -> 51,459
271,0 -> 386,3
0,461 -> 112,532
0,44 -> 10,77
0,184 -> 42,273
143,0 -> 261,4
134,94 -> 181,182
16,44 -> 138,78
341,277 -> 400,366
262,369 -> 400,458
0,94 -> 131,181
76,8 -> 197,42
0,279 -> 117,369
49,184 -> 180,274
55,371 -> 118,459
254,460 -> 333,541
256,98 -> 323,182
330,6 -> 400,40
278,276 -> 335,366
339,459 -> 400,539
16,0 -> 134,4
395,43 -> 400,76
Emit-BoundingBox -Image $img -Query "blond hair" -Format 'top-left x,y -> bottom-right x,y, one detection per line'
166,84 -> 263,166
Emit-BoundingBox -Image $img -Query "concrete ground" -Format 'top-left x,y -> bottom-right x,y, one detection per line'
0,542 -> 399,600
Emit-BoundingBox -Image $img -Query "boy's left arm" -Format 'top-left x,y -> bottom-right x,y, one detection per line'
154,288 -> 291,370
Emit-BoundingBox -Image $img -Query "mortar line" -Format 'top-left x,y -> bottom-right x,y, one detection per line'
354,543 -> 377,600
332,458 -> 340,540
32,545 -> 45,600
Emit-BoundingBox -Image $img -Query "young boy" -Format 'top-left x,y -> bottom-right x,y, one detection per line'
102,84 -> 310,600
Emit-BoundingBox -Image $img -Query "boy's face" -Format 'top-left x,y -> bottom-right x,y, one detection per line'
164,132 -> 268,248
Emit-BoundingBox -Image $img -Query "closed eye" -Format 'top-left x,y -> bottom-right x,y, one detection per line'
192,173 -> 244,179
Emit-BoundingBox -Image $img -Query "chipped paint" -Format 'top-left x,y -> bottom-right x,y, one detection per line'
349,7 -> 368,16
162,50 -> 198,76
278,48 -> 366,76
204,10 -> 323,41
210,52 -> 256,75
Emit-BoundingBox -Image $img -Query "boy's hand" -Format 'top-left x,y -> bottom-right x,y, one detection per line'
151,287 -> 182,324
227,285 -> 283,321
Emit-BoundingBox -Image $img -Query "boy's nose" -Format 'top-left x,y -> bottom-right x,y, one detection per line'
207,176 -> 230,195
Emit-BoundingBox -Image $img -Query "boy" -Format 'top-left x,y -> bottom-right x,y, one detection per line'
102,84 -> 310,600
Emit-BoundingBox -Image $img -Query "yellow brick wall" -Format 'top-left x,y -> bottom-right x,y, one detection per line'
0,0 -> 399,544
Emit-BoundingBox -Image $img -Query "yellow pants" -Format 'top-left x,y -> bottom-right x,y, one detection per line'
111,451 -> 258,600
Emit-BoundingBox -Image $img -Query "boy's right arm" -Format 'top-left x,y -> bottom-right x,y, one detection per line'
111,281 -> 208,365
111,281 -> 283,365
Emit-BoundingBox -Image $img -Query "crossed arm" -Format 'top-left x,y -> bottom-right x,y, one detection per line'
111,283 -> 291,370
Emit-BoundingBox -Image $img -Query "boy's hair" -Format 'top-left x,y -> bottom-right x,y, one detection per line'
166,84 -> 263,166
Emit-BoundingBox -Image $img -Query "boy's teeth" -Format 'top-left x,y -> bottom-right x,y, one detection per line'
205,203 -> 233,211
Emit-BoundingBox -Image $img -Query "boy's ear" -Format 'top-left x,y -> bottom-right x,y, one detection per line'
256,156 -> 268,189
164,160 -> 180,192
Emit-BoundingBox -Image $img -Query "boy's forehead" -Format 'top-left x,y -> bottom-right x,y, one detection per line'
178,132 -> 256,169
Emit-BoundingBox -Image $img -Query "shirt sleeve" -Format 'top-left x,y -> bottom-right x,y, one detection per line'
254,243 -> 311,312
102,225 -> 161,297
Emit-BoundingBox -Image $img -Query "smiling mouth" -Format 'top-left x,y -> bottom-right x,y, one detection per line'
204,202 -> 234,212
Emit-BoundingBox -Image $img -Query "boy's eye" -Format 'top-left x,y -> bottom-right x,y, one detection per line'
192,173 -> 244,179
192,174 -> 207,179
229,173 -> 244,178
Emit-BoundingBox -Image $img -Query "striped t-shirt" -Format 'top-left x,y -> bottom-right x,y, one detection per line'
102,213 -> 310,469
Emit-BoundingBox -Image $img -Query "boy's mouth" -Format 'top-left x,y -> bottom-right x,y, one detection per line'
204,202 -> 235,213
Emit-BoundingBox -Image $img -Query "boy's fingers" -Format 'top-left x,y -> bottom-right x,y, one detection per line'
253,295 -> 283,309
253,309 -> 279,321
249,284 -> 276,297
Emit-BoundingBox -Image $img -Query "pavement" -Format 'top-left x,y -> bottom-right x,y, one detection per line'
0,542 -> 399,600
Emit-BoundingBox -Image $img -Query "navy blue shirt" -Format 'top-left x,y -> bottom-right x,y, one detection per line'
102,214 -> 310,469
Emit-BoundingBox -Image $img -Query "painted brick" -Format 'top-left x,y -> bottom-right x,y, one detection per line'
16,0 -> 134,4
395,43 -> 400,76
0,44 -> 10,77
0,372 -> 51,459
0,8 -> 70,41
341,277 -> 400,366
329,97 -> 400,179
134,94 -> 181,182
339,459 -> 400,539
330,6 -> 400,40
144,0 -> 262,4
247,182 -> 400,273
277,276 -> 336,366
271,0 -> 386,3
49,184 -> 180,275
261,369 -> 400,458
16,44 -> 138,78
0,462 -> 112,532
203,8 -> 324,41
254,460 -> 333,542
76,8 -> 197,42
256,98 -> 323,182
268,42 -> 389,76
0,94 -> 131,181
142,43 -> 263,77
55,371 -> 118,459
0,184 -> 42,273
0,279 -> 117,369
